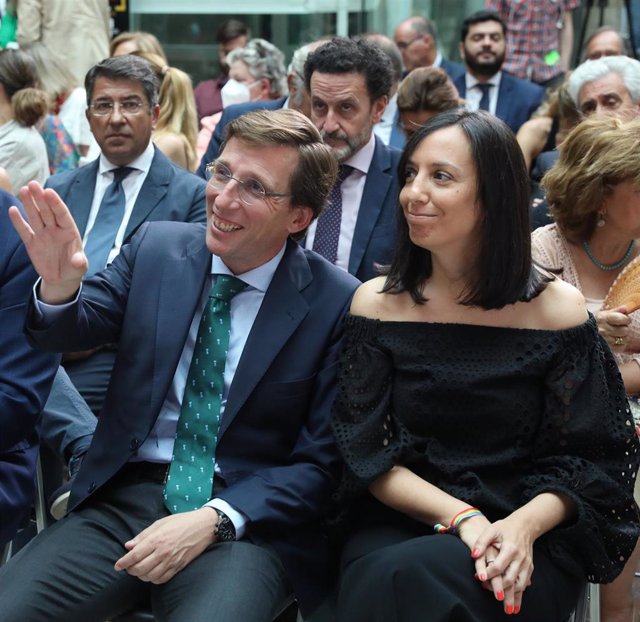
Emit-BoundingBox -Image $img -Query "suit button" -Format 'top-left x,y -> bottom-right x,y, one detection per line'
88,482 -> 96,493
130,438 -> 140,450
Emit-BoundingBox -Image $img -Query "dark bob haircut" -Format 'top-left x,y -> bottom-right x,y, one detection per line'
383,109 -> 549,309
303,36 -> 392,103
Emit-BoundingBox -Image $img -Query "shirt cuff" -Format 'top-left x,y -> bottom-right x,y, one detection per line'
32,277 -> 81,323
204,498 -> 247,540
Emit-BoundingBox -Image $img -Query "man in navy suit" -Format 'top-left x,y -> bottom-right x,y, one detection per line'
1,109 -> 359,621
304,37 -> 401,282
394,16 -> 465,80
0,192 -> 58,547
454,10 -> 544,134
50,55 -> 206,417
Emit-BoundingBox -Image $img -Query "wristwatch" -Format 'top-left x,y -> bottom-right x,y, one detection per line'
214,508 -> 236,542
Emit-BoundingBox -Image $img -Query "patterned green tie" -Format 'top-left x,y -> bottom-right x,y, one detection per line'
164,274 -> 246,513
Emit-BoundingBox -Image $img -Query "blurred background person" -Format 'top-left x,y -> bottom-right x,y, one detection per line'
584,26 -> 627,61
136,51 -> 198,171
396,66 -> 463,140
516,82 -> 580,173
0,48 -> 48,190
196,38 -> 287,161
193,18 -> 250,122
109,30 -> 167,61
22,42 -> 91,170
17,0 -> 109,85
532,117 -> 640,622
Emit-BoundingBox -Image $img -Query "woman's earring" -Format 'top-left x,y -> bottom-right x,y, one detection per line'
597,212 -> 606,227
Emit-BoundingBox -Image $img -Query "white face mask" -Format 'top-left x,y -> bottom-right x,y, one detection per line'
221,79 -> 252,108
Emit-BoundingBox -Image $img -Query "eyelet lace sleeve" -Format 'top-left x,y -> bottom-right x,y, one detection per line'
522,324 -> 640,582
331,315 -> 412,495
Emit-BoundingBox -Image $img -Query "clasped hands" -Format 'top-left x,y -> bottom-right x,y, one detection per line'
457,514 -> 534,616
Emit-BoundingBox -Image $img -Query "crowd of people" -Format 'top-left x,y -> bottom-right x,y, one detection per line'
1,2 -> 640,621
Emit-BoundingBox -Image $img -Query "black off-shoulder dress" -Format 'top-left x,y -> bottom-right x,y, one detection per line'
332,314 -> 640,622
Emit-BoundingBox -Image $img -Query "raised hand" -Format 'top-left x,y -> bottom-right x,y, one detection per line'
8,181 -> 88,303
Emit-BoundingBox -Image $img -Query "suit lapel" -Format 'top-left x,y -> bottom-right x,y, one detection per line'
495,75 -> 513,126
151,229 -> 211,413
67,160 -> 99,236
454,74 -> 466,99
125,148 -> 172,239
219,241 -> 311,437
348,138 -> 393,276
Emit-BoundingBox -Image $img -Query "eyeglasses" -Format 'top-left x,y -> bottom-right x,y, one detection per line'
396,34 -> 422,51
89,100 -> 148,117
205,161 -> 293,206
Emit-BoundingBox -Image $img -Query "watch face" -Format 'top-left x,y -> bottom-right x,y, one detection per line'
215,510 -> 236,542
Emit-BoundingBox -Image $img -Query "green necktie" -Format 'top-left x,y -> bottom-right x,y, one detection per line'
164,274 -> 247,513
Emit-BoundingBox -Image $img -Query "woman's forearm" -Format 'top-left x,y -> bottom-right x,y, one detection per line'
503,491 -> 575,540
369,465 -> 474,527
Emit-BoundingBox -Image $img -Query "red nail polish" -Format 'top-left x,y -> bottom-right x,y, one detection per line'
506,605 -> 513,615
480,573 -> 487,581
497,591 -> 504,601
472,548 -> 480,558
514,606 -> 520,615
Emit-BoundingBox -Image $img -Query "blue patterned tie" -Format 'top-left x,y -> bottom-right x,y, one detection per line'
312,164 -> 353,264
477,83 -> 492,111
84,167 -> 134,275
164,275 -> 247,513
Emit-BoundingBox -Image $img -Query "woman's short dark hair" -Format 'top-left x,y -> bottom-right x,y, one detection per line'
383,109 -> 549,309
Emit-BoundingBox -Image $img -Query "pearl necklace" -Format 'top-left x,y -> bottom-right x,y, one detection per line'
582,239 -> 635,271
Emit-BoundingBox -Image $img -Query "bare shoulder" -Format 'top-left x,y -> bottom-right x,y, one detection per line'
530,278 -> 589,330
350,277 -> 406,320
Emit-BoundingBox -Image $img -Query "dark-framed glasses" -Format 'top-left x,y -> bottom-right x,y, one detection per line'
396,34 -> 422,50
205,161 -> 293,206
89,100 -> 148,117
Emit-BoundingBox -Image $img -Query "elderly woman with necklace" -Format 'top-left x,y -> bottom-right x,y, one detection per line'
532,115 -> 640,622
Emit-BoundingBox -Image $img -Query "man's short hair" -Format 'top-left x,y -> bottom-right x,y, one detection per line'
303,36 -> 393,102
406,16 -> 438,41
216,19 -> 250,45
568,56 -> 640,105
361,33 -> 403,85
85,55 -> 160,107
227,38 -> 287,99
222,109 -> 338,236
583,26 -> 628,58
460,10 -> 507,42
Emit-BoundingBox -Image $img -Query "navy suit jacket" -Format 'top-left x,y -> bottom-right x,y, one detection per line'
348,137 -> 401,282
196,98 -> 287,178
26,222 -> 360,614
387,109 -> 406,150
0,193 -> 59,546
440,57 -> 466,81
46,146 -> 207,240
454,71 -> 545,134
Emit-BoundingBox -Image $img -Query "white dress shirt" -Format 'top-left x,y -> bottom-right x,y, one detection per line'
82,141 -> 155,267
463,71 -> 502,115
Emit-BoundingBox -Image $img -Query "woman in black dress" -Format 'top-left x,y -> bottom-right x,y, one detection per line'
332,110 -> 640,622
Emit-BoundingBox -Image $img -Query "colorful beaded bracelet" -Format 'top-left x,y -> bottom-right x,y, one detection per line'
433,507 -> 482,535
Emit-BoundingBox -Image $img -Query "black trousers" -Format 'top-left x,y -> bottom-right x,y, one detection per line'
0,466 -> 291,622
336,524 -> 583,622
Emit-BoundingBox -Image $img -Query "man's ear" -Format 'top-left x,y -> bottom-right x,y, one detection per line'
288,205 -> 314,236
371,95 -> 388,125
150,103 -> 160,131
